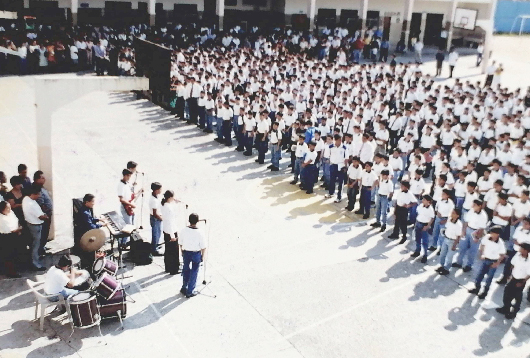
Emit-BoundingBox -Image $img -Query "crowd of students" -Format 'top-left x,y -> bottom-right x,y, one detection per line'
164,36 -> 530,319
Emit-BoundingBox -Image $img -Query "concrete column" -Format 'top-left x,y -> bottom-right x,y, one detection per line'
149,0 -> 156,26
481,0 -> 498,73
217,0 -> 224,31
419,12 -> 427,42
71,0 -> 78,25
307,0 -> 316,31
401,0 -> 414,41
359,0 -> 368,29
445,0 -> 458,50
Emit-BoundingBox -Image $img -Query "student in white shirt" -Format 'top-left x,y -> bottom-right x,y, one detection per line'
390,181 -> 417,243
455,200 -> 489,272
345,157 -> 362,211
356,162 -> 378,219
469,226 -> 506,299
495,242 -> 530,319
411,195 -> 435,262
430,189 -> 456,251
371,170 -> 393,231
291,133 -> 308,185
149,182 -> 163,254
437,209 -> 463,274
301,141 -> 318,194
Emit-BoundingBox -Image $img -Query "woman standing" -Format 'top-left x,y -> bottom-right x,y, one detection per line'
0,201 -> 23,277
161,190 -> 181,275
4,176 -> 25,222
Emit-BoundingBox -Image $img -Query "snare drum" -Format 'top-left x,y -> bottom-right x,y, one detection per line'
93,257 -> 118,277
98,288 -> 127,318
69,292 -> 100,328
72,269 -> 93,291
94,272 -> 121,300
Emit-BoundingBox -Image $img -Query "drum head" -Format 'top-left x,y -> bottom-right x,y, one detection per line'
71,292 -> 92,302
93,258 -> 104,272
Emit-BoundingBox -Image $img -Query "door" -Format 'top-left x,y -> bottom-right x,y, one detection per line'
366,10 -> 379,29
340,9 -> 358,29
409,12 -> 422,44
424,13 -> 443,46
383,16 -> 391,39
317,8 -> 336,28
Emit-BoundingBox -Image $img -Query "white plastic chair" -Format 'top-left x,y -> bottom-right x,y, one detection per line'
26,279 -> 74,333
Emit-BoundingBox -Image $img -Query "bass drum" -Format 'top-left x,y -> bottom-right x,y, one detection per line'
98,288 -> 127,318
69,292 -> 100,328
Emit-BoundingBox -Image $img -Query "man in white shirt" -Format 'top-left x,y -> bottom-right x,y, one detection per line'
355,162 -> 378,219
430,189 -> 455,251
117,169 -> 134,226
371,169 -> 393,231
496,243 -> 530,319
454,199 -> 488,272
345,157 -> 362,211
149,182 -> 163,254
390,181 -> 417,243
44,255 -> 80,300
22,186 -> 48,270
437,209 -> 463,274
469,226 -> 506,299
325,134 -> 348,203
411,195 -> 435,263
301,141 -> 318,194
179,213 -> 207,298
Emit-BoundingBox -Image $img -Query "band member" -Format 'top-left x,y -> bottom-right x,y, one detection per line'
161,190 -> 181,275
149,182 -> 163,255
469,226 -> 506,299
179,213 -> 207,298
44,255 -> 81,299
117,169 -> 142,226
75,194 -> 102,240
496,243 -> 530,319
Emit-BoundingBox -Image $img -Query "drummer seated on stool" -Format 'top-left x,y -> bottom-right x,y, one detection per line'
44,255 -> 81,302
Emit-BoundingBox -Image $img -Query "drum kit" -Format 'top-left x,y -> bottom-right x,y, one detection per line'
67,228 -> 132,333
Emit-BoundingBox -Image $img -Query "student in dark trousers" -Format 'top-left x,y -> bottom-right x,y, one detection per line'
496,243 -> 530,319
389,181 -> 418,243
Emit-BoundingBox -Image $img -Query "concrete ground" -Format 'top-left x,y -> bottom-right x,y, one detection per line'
1,35 -> 530,358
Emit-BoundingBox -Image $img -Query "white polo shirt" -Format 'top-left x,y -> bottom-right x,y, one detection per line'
492,203 -> 513,226
117,181 -> 132,202
410,178 -> 425,196
149,194 -> 162,216
464,210 -> 489,230
389,156 -> 403,171
347,164 -> 362,180
378,179 -> 394,196
395,190 -> 417,207
270,130 -> 282,144
44,266 -> 70,295
510,252 -> 530,279
436,199 -> 455,218
22,196 -> 45,225
179,226 -> 206,252
304,150 -> 317,164
329,144 -> 347,169
513,199 -> 530,219
454,180 -> 467,198
256,119 -> 269,134
481,236 -> 506,260
295,142 -> 308,158
416,204 -> 435,224
361,170 -> 378,187
444,219 -> 463,240
484,189 -> 499,210
463,192 -> 479,211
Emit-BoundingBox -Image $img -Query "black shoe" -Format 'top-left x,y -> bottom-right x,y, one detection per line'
439,268 -> 449,276
345,206 -> 353,212
398,238 -> 407,244
186,291 -> 198,298
380,225 -> 386,232
271,167 -> 279,171
388,235 -> 399,240
505,312 -> 516,319
468,288 -> 479,295
290,180 -> 298,185
428,246 -> 437,252
255,159 -> 260,163
243,152 -> 252,156
363,214 -> 369,219
371,222 -> 381,228
267,165 -> 273,169
410,251 -> 420,258
287,164 -> 293,168
436,251 -> 441,256
236,148 -> 244,152
478,290 -> 488,300
205,129 -> 214,133
180,287 -> 187,295
451,263 -> 462,269
495,307 -> 509,315
354,210 -> 363,215
306,190 -> 314,194
420,256 -> 427,264
463,266 -> 472,273
496,276 -> 508,285
257,161 -> 264,164
435,266 -> 443,273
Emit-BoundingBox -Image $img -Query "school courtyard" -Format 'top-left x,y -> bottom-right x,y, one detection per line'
0,35 -> 530,358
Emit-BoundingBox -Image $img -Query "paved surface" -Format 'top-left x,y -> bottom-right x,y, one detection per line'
1,36 -> 530,358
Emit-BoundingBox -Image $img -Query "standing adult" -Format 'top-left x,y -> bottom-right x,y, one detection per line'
389,181 -> 417,244
149,182 -> 163,255
161,190 -> 181,275
22,185 -> 48,271
435,49 -> 445,77
0,201 -> 22,277
179,213 -> 207,298
447,47 -> 458,78
33,171 -> 53,256
325,134 -> 348,203
484,61 -> 496,87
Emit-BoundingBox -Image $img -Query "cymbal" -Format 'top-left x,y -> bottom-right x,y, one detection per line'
79,229 -> 106,252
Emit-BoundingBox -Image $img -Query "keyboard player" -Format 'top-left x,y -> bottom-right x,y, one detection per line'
74,193 -> 105,269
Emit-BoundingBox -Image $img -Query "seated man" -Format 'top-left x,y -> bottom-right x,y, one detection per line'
75,193 -> 102,240
43,255 -> 81,301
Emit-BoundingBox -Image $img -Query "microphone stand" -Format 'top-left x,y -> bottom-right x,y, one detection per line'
198,220 -> 216,298
138,172 -> 146,230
